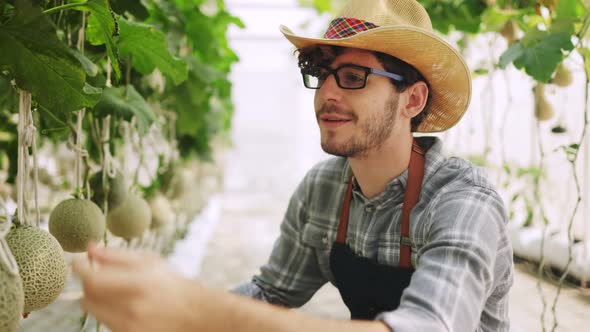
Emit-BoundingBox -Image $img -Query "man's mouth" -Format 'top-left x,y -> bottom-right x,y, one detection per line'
320,115 -> 353,122
319,115 -> 352,129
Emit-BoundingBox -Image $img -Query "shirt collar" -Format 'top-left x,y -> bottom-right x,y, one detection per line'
340,136 -> 445,208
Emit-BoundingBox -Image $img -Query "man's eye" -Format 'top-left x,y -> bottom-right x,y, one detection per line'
342,72 -> 363,82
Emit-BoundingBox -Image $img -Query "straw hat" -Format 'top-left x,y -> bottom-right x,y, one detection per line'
280,0 -> 472,133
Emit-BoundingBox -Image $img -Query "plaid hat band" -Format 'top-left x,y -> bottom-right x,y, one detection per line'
324,18 -> 379,39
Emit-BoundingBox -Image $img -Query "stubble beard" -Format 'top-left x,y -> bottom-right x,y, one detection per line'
319,95 -> 400,158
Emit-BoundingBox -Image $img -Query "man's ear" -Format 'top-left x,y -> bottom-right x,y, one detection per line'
401,81 -> 429,119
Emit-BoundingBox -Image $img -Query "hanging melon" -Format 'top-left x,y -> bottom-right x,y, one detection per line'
89,171 -> 128,211
0,264 -> 23,332
6,225 -> 67,313
49,198 -> 106,253
551,63 -> 573,87
107,193 -> 151,240
0,244 -> 24,332
534,84 -> 554,121
149,194 -> 175,230
161,163 -> 193,200
499,20 -> 518,46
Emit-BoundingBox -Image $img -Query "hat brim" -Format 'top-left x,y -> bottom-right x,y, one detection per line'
280,25 -> 472,133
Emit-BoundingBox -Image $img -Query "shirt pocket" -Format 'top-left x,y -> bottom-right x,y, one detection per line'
301,220 -> 336,283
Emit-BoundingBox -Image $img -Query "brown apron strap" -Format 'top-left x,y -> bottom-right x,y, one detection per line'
399,141 -> 425,268
336,139 -> 426,268
336,176 -> 354,243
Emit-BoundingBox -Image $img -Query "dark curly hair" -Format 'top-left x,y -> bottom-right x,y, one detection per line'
296,45 -> 431,132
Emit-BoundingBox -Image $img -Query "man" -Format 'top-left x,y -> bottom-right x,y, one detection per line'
74,1 -> 514,331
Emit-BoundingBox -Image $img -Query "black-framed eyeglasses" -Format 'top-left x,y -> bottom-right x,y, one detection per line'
301,64 -> 405,90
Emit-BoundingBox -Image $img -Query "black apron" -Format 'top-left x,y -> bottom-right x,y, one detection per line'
329,140 -> 426,320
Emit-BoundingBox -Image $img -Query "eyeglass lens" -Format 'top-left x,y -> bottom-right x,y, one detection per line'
303,66 -> 367,89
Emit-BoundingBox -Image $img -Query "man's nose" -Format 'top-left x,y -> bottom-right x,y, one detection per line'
317,74 -> 342,102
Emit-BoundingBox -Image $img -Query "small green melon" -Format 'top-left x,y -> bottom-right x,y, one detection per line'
534,84 -> 555,122
168,169 -> 193,200
552,63 -> 573,87
107,193 -> 151,239
149,194 -> 175,229
0,254 -> 24,332
6,225 -> 67,313
89,171 -> 127,211
49,198 -> 106,253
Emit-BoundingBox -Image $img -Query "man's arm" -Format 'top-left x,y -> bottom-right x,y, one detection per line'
377,187 -> 512,332
190,282 -> 391,332
74,244 -> 391,332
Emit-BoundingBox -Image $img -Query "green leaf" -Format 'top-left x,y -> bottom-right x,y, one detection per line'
416,0 -> 486,34
312,0 -> 331,13
499,42 -> 525,69
0,75 -> 17,112
298,0 -> 332,13
109,0 -> 148,20
550,17 -> 578,34
583,47 -> 590,78
92,85 -> 155,135
499,29 -> 574,81
472,68 -> 489,77
481,6 -> 520,32
521,27 -> 548,47
0,0 -> 101,116
117,18 -> 188,85
83,0 -> 121,81
70,49 -> 98,76
554,0 -> 586,19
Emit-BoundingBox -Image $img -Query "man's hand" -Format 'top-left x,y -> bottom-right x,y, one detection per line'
73,244 -> 199,332
73,244 -> 392,332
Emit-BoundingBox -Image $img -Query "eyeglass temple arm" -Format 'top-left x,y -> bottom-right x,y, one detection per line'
370,68 -> 404,82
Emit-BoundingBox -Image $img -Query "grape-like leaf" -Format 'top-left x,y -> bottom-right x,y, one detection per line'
499,29 -> 574,82
0,0 -> 101,117
117,18 -> 188,86
83,0 -> 121,81
92,84 -> 155,135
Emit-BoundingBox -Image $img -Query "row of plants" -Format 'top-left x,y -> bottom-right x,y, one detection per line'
0,0 -> 243,331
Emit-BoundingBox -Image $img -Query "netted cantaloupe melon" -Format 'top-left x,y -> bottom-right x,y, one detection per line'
49,198 -> 106,253
0,254 -> 24,332
89,171 -> 127,211
6,225 -> 67,313
149,194 -> 175,229
107,193 -> 151,239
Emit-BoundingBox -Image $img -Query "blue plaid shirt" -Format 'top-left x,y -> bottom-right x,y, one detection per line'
233,137 -> 513,332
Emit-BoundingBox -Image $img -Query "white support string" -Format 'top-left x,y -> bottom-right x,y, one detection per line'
72,109 -> 89,199
102,115 -> 116,178
0,189 -> 19,276
106,57 -> 112,88
17,90 -> 40,226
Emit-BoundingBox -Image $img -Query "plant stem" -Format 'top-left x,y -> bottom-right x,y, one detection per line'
43,2 -> 88,15
549,42 -> 590,332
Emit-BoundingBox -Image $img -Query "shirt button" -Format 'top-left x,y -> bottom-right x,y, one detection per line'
365,204 -> 375,212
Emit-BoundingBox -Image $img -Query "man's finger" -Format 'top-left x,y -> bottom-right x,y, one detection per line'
87,243 -> 152,267
72,256 -> 95,280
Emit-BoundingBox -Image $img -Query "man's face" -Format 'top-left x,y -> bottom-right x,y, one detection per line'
314,48 -> 401,158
